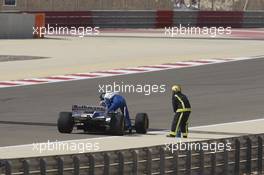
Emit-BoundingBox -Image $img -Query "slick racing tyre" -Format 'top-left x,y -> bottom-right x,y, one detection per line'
57,112 -> 74,133
135,113 -> 149,134
110,113 -> 125,136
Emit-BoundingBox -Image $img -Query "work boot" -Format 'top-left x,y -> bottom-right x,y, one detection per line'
166,131 -> 176,137
125,125 -> 132,134
183,133 -> 188,138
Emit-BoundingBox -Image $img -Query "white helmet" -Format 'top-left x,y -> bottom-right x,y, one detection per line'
104,92 -> 118,100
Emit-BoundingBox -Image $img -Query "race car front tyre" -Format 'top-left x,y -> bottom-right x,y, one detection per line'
135,113 -> 149,134
110,113 -> 125,136
57,112 -> 74,133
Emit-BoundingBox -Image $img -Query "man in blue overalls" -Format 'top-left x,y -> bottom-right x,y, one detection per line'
100,92 -> 132,133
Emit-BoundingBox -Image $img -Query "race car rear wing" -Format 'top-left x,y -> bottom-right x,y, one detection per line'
72,105 -> 106,113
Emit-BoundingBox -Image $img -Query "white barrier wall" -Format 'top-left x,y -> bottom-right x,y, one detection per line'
0,13 -> 35,39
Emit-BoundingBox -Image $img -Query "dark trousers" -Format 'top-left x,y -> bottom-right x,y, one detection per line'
171,111 -> 191,134
120,104 -> 132,129
108,100 -> 132,129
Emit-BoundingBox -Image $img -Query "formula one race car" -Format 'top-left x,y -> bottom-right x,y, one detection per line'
57,105 -> 149,135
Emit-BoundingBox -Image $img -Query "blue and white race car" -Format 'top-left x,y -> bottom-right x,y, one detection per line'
57,105 -> 149,135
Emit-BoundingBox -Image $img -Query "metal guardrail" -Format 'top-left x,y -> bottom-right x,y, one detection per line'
0,133 -> 263,175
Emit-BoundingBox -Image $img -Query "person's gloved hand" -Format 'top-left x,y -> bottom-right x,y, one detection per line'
99,100 -> 107,107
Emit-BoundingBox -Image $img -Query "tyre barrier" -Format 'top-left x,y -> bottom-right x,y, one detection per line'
27,10 -> 264,28
43,11 -> 93,28
196,11 -> 244,28
92,11 -> 156,28
0,134 -> 263,175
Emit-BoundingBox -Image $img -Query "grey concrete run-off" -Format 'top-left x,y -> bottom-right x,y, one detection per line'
0,13 -> 34,39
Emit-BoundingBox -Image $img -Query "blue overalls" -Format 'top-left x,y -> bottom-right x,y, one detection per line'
105,94 -> 132,129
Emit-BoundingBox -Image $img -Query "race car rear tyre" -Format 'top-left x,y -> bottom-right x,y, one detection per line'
110,113 -> 125,136
135,113 -> 149,134
57,112 -> 74,133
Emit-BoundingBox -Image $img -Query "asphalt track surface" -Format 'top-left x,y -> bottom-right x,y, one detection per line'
0,58 -> 264,146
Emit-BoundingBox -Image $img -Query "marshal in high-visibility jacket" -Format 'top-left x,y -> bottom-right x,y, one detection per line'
167,85 -> 191,138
